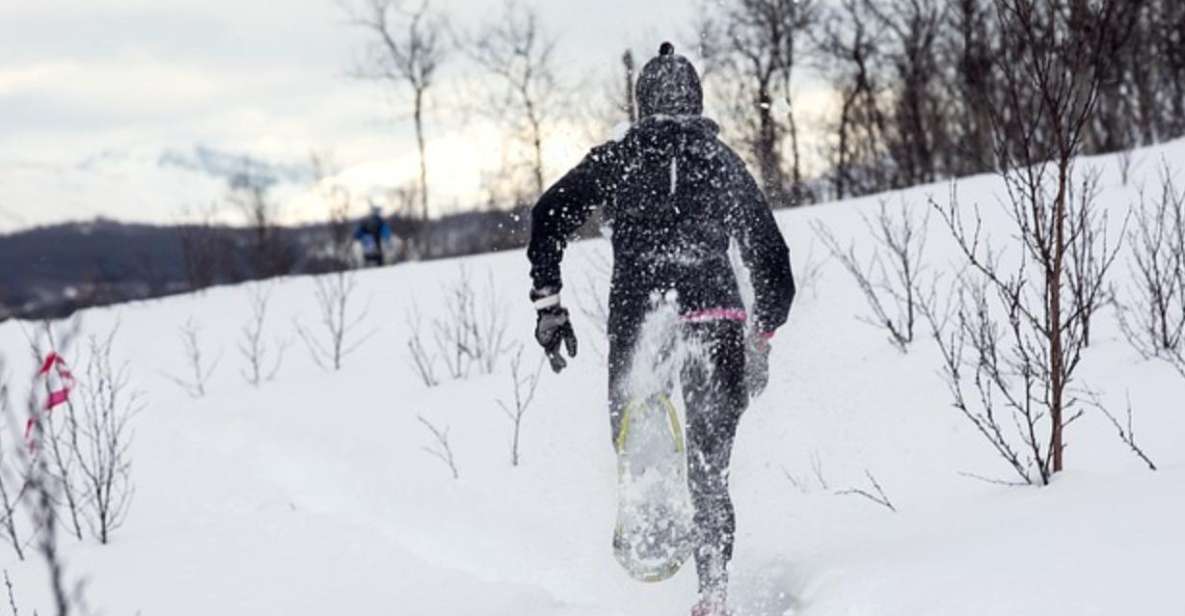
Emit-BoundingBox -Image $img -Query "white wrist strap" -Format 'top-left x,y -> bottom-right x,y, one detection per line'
533,293 -> 561,310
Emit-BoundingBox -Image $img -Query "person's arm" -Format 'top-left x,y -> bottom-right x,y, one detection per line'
526,143 -> 616,296
726,154 -> 795,336
526,142 -> 616,372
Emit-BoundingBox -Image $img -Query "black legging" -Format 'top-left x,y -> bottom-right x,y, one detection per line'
608,314 -> 747,595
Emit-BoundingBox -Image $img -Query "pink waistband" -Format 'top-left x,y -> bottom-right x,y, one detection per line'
682,308 -> 748,323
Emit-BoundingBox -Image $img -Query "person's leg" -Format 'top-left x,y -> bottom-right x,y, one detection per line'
607,308 -> 643,447
680,319 -> 747,603
608,299 -> 683,446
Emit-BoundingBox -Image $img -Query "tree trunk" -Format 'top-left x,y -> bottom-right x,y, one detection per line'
623,50 -> 637,124
835,89 -> 857,200
529,112 -> 545,197
414,88 -> 430,257
1049,155 -> 1069,477
782,72 -> 803,204
755,87 -> 785,206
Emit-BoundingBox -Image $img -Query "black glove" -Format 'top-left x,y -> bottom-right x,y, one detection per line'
745,333 -> 772,398
531,290 -> 578,373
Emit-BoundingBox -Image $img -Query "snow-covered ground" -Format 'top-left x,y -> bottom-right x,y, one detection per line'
2,140 -> 1184,615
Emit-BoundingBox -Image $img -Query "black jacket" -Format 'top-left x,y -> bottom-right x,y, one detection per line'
527,115 -> 794,334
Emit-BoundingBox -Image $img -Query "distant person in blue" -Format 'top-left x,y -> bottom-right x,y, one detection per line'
354,206 -> 393,267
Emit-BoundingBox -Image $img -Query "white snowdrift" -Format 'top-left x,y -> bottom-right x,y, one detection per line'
2,140 -> 1184,615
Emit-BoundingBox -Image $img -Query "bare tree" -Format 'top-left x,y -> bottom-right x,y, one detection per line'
0,364 -> 26,560
701,0 -> 818,205
25,327 -> 84,542
229,159 -> 293,279
238,284 -> 291,387
24,408 -> 76,616
1119,160 -> 1185,362
345,0 -> 448,251
931,182 -> 1120,487
811,0 -> 892,200
296,271 -> 375,371
1065,166 -> 1118,348
165,318 -> 221,398
927,0 -> 1130,484
469,0 -> 562,197
813,199 -> 929,352
311,151 -> 355,267
940,0 -> 999,176
497,346 -> 544,467
579,49 -> 639,145
416,415 -> 458,479
10,324 -> 88,616
431,267 -> 512,379
73,328 -> 137,544
405,303 -> 439,387
176,204 -> 227,292
863,0 -> 949,187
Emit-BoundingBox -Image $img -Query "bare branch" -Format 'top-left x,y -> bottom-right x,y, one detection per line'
1088,392 -> 1157,472
73,327 -> 139,544
4,569 -> 19,616
1118,159 -> 1185,363
497,345 -> 545,466
416,415 -> 459,479
836,469 -> 897,512
812,198 -> 929,352
164,318 -> 221,398
0,367 -> 27,560
430,266 -> 513,380
239,283 -> 291,387
296,271 -> 376,371
405,303 -> 439,387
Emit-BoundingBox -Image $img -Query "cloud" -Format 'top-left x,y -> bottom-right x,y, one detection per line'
0,0 -> 704,228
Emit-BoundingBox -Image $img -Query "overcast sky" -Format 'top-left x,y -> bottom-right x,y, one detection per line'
0,0 -> 714,224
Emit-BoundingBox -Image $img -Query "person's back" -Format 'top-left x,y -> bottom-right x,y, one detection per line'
595,114 -> 789,327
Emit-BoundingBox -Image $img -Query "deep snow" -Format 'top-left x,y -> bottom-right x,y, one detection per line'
1,140 -> 1184,615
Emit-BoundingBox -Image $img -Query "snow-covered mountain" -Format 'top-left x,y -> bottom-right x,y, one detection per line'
153,145 -> 313,186
0,145 -> 309,231
0,140 -> 1183,615
0,144 -> 423,233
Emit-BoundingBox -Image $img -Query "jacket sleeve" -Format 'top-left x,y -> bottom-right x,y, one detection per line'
726,156 -> 795,334
527,143 -> 616,293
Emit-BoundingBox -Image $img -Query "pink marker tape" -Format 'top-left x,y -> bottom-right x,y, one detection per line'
26,352 -> 76,446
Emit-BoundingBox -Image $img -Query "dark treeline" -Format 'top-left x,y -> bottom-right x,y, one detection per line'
699,0 -> 1185,204
0,208 -> 536,322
